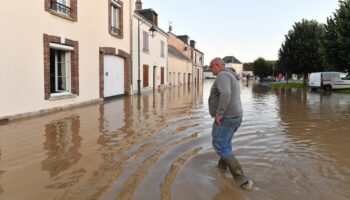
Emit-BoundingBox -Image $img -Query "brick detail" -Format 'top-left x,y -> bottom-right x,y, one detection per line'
43,34 -> 79,100
44,0 -> 78,22
65,38 -> 79,95
99,47 -> 131,98
109,0 -> 124,38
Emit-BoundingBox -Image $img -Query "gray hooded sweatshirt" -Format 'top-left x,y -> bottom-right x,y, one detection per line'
208,68 -> 243,118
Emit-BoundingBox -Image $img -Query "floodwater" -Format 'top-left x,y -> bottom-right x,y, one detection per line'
1,80 -> 350,200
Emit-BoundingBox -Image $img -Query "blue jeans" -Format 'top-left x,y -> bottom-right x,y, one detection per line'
212,116 -> 242,159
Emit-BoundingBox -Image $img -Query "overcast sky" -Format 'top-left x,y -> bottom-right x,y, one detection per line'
142,0 -> 340,64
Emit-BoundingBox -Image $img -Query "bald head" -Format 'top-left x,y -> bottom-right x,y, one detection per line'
210,57 -> 225,67
210,57 -> 225,75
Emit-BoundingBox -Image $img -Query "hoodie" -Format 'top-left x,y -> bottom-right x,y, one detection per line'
208,68 -> 243,118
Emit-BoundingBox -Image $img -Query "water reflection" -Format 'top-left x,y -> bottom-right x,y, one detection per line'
1,81 -> 350,200
42,116 -> 83,189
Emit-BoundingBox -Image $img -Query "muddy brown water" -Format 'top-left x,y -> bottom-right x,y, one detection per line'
1,80 -> 350,200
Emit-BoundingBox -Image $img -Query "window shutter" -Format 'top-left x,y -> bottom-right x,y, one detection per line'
143,31 -> 149,51
161,41 -> 164,57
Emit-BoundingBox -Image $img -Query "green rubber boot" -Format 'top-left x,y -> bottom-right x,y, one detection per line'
218,158 -> 227,171
225,155 -> 253,190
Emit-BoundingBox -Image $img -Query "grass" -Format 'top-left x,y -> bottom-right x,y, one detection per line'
333,88 -> 350,93
271,82 -> 306,89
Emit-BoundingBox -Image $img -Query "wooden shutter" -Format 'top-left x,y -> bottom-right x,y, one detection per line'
161,67 -> 164,84
143,65 -> 149,87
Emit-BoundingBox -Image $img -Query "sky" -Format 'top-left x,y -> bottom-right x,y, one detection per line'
141,0 -> 340,65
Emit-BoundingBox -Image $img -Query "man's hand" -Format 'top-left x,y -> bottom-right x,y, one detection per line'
215,115 -> 222,125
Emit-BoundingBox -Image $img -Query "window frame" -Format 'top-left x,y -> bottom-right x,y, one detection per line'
109,0 -> 123,38
45,0 -> 78,22
50,48 -> 72,95
160,40 -> 165,57
143,30 -> 149,52
44,34 -> 79,100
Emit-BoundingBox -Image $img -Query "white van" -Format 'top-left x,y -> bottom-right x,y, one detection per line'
309,72 -> 350,90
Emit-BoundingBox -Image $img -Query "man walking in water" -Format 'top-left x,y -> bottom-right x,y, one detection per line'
208,57 -> 253,190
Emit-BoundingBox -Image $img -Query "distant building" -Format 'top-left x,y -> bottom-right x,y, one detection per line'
168,33 -> 204,86
223,56 -> 243,78
167,33 -> 192,86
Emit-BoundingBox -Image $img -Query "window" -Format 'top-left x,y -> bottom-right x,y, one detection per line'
161,40 -> 165,57
143,31 -> 149,52
49,46 -> 72,95
110,0 -> 123,37
51,0 -> 71,16
45,0 -> 77,21
44,34 -> 79,100
111,0 -> 121,35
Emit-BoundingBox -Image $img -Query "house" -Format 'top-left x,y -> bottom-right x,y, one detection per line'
132,1 -> 168,94
189,40 -> 205,84
167,33 -> 193,86
177,35 -> 204,84
0,0 -> 132,120
168,33 -> 204,86
223,56 -> 243,78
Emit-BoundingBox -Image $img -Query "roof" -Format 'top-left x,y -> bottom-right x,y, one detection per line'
136,8 -> 158,16
133,12 -> 168,36
168,45 -> 191,62
223,56 -> 242,64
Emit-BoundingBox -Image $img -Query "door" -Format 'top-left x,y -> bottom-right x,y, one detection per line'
161,67 -> 164,84
143,65 -> 149,87
153,66 -> 156,89
104,55 -> 124,98
197,69 -> 200,83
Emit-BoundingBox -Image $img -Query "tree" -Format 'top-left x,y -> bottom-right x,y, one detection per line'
278,19 -> 325,84
322,0 -> 350,73
252,57 -> 271,80
243,62 -> 254,71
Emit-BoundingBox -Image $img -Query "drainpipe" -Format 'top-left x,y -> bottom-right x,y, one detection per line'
129,0 -> 133,95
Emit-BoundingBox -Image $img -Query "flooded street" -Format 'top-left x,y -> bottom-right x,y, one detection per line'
1,80 -> 350,200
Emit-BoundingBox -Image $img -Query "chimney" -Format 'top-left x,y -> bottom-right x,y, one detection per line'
137,9 -> 158,26
135,0 -> 142,10
190,40 -> 196,48
177,35 -> 190,44
169,22 -> 173,32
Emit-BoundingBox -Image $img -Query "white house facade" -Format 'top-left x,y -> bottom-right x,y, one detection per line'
131,8 -> 168,94
0,0 -> 132,120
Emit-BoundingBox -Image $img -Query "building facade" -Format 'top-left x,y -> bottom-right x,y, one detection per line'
167,33 -> 193,86
132,5 -> 168,94
190,40 -> 204,84
0,0 -> 132,120
167,33 -> 204,86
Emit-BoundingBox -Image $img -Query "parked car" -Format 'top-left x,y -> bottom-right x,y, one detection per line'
309,72 -> 350,90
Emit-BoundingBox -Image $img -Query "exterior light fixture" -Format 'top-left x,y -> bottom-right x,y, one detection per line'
149,26 -> 157,38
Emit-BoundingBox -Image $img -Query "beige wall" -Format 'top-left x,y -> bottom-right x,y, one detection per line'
0,1 -> 131,118
132,14 -> 168,94
168,33 -> 192,60
168,55 -> 192,86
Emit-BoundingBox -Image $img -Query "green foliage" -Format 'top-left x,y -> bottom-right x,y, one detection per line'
243,62 -> 253,71
252,57 -> 272,78
278,19 -> 325,75
271,82 -> 305,89
322,0 -> 350,72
